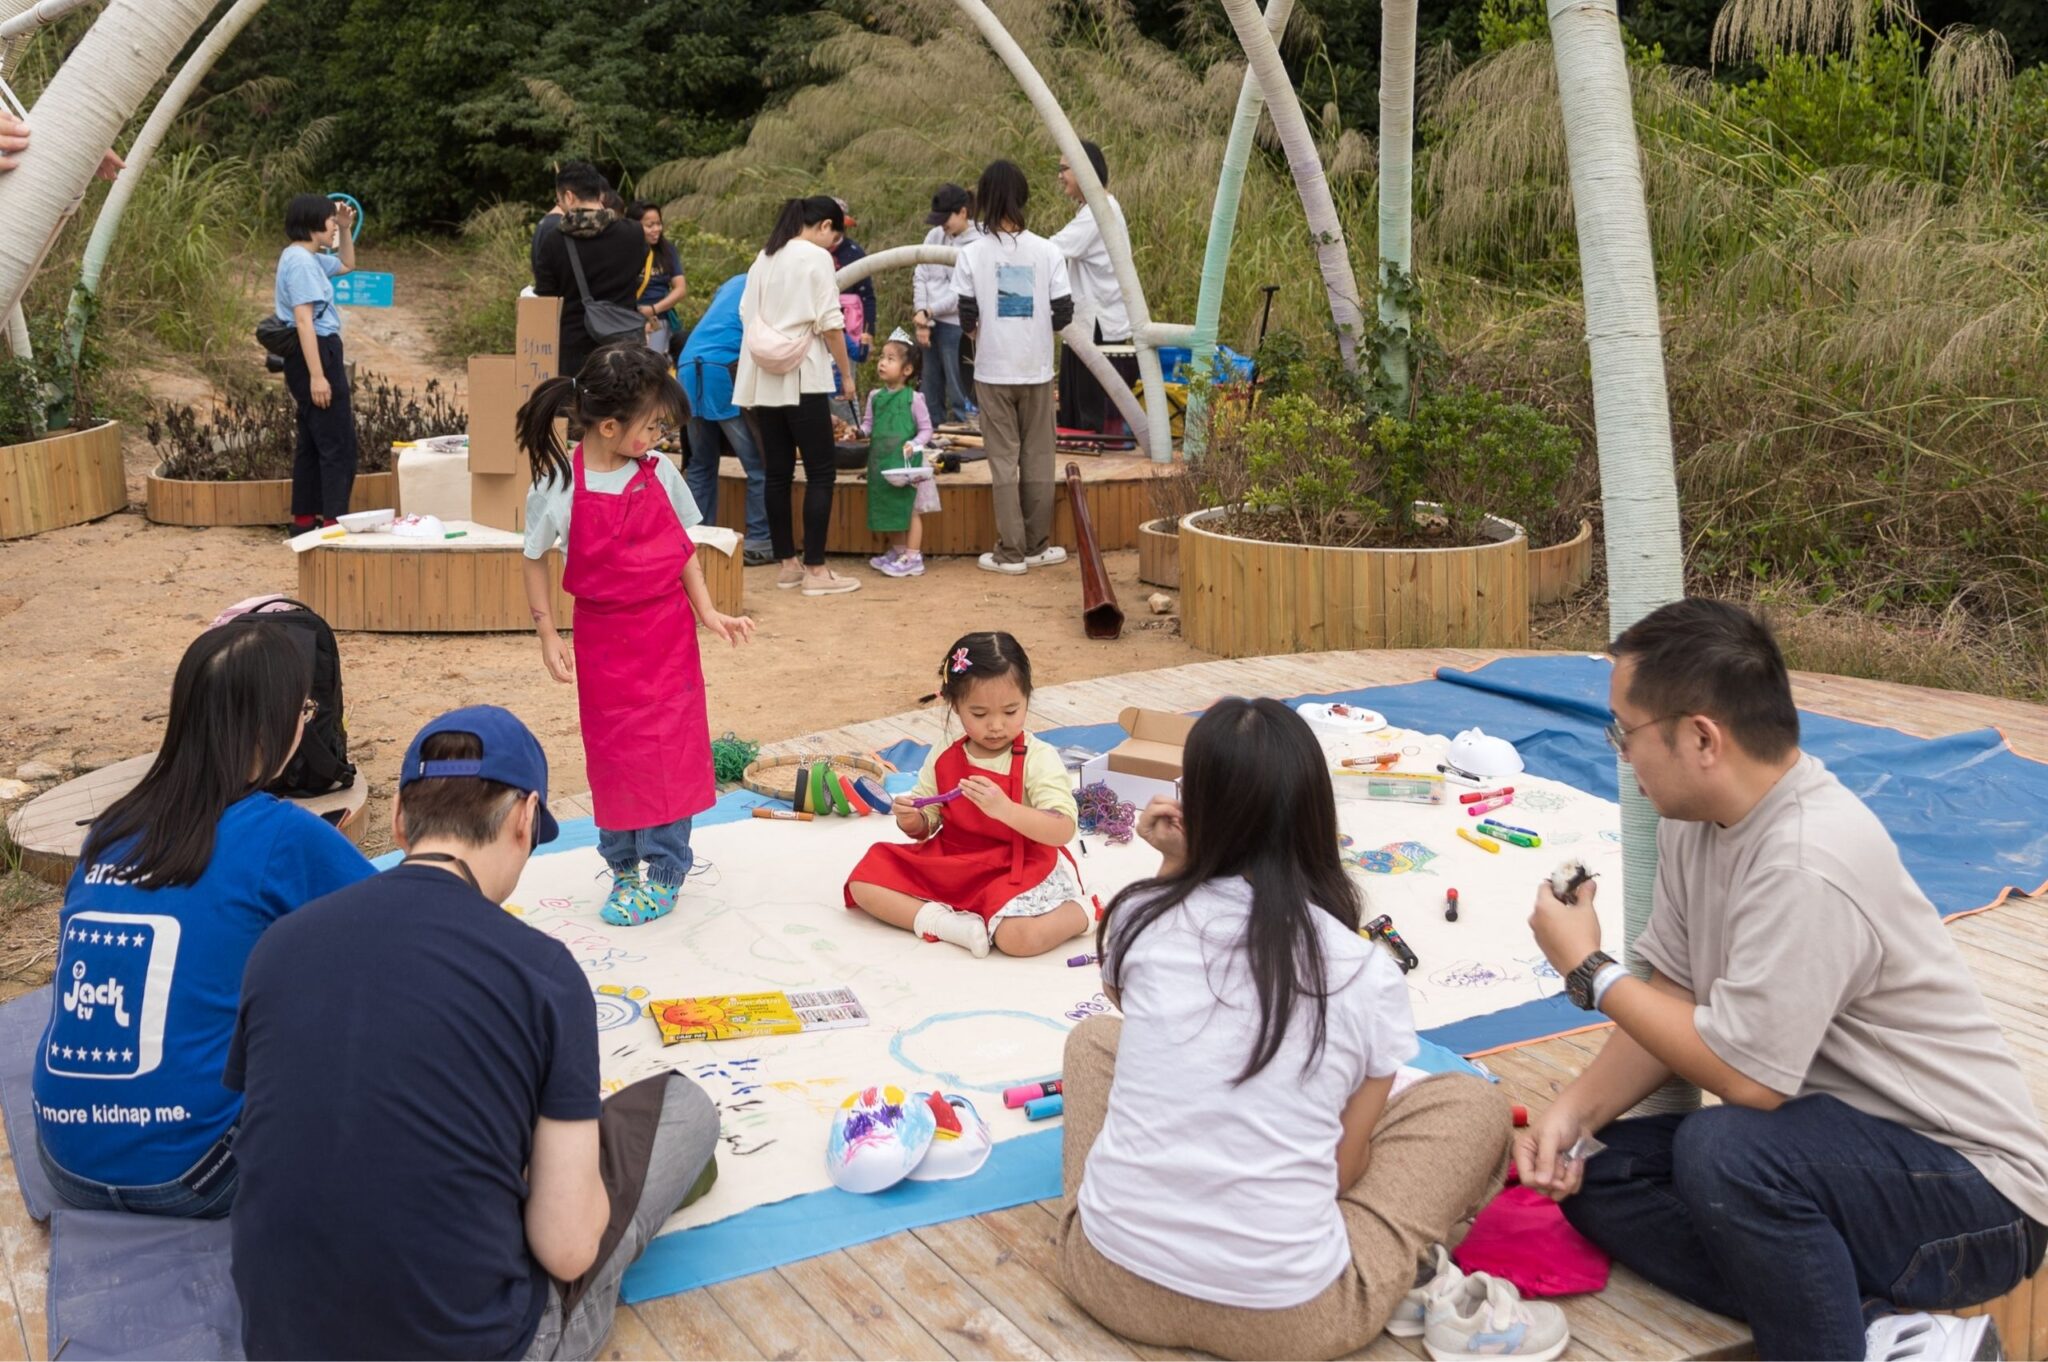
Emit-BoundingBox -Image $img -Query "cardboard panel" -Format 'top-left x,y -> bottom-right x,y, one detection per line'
471,470 -> 528,533
516,294 -> 562,409
467,354 -> 517,475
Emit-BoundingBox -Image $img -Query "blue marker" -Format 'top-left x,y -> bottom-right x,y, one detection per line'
1025,1093 -> 1065,1121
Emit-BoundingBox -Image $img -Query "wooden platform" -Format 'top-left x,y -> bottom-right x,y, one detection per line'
710,450 -> 1165,557
4,753 -> 370,888
2,650 -> 2044,1360
0,422 -> 126,541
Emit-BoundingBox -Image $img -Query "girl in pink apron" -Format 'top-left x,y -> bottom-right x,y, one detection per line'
845,633 -> 1088,958
518,344 -> 756,926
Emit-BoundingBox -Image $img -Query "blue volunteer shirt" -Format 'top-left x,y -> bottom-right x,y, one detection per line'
678,273 -> 747,423
32,794 -> 373,1186
274,245 -> 345,338
227,863 -> 603,1361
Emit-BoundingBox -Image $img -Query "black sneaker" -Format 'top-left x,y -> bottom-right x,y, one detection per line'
743,547 -> 776,568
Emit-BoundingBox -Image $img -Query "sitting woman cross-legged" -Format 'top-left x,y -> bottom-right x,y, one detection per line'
1057,698 -> 1560,1361
32,623 -> 374,1218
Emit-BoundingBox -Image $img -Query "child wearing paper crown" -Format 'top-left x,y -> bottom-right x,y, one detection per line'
845,632 -> 1087,957
862,330 -> 937,578
519,343 -> 756,928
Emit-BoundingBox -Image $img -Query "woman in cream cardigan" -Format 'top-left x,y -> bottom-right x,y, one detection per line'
735,196 -> 862,596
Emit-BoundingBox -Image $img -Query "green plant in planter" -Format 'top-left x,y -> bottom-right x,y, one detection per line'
0,308 -> 104,444
148,373 -> 466,482
1387,387 -> 1579,544
1200,393 -> 1417,548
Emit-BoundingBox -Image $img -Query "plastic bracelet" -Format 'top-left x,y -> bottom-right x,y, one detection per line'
1590,962 -> 1630,1011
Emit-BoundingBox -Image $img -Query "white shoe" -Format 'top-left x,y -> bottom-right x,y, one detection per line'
1867,1314 -> 2001,1362
1422,1273 -> 1568,1362
913,901 -> 990,958
1388,1245 -> 1464,1339
977,552 -> 1027,576
1025,546 -> 1068,566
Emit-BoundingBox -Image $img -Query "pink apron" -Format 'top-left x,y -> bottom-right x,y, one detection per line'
562,446 -> 714,830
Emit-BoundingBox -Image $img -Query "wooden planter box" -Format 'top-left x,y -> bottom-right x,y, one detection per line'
0,421 -> 126,540
146,465 -> 400,527
1179,508 -> 1529,658
1529,518 -> 1594,606
1138,517 -> 1179,589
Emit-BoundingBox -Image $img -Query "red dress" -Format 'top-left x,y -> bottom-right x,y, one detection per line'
845,736 -> 1079,923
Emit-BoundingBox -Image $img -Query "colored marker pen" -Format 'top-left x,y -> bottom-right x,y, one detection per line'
1457,826 -> 1501,854
1458,786 -> 1513,804
1004,1078 -> 1064,1108
1476,823 -> 1539,848
1466,795 -> 1515,817
1444,888 -> 1459,923
1025,1093 -> 1065,1120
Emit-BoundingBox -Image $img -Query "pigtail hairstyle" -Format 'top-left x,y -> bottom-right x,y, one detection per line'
516,342 -> 685,489
83,623 -> 313,888
1095,698 -> 1364,1082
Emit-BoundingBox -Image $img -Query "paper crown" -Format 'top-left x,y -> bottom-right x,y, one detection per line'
888,326 -> 916,347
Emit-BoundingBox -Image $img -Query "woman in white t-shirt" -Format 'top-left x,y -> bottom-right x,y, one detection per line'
735,196 -> 862,596
952,160 -> 1073,575
1056,699 -> 1521,1361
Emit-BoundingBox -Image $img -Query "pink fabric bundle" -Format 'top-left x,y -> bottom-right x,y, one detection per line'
1451,1185 -> 1611,1297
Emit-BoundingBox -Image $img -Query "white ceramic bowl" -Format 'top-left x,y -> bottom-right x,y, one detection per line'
880,466 -> 934,488
337,508 -> 396,533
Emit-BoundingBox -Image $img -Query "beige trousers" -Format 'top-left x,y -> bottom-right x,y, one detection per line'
975,379 -> 1057,562
1054,1017 -> 1512,1361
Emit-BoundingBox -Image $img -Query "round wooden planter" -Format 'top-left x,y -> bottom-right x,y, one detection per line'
1138,517 -> 1179,589
0,421 -> 126,540
1179,508 -> 1530,658
146,464 -> 400,527
1529,518 -> 1594,606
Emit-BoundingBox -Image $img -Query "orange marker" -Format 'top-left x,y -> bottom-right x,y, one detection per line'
752,807 -> 814,822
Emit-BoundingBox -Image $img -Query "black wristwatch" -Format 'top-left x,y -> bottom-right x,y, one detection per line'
1564,950 -> 1618,1011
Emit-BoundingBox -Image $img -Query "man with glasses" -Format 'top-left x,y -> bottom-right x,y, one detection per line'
1517,598 -> 2048,1362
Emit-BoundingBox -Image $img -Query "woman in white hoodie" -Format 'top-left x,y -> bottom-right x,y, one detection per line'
735,196 -> 862,596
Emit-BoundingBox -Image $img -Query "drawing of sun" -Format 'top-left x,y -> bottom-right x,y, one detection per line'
592,983 -> 651,1032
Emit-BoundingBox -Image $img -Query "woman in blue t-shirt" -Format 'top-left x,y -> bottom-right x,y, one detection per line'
32,624 -> 374,1218
274,192 -> 360,532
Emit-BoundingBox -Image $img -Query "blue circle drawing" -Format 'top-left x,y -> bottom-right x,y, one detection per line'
889,1010 -> 1071,1094
592,993 -> 644,1032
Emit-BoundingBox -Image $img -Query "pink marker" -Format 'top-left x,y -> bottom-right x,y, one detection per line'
1003,1077 -> 1062,1108
1467,794 -> 1515,817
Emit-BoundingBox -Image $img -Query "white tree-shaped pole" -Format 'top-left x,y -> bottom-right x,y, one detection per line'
1379,0 -> 1418,411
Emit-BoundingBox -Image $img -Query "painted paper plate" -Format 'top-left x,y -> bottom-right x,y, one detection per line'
825,1084 -> 938,1194
1297,701 -> 1388,733
906,1092 -> 992,1182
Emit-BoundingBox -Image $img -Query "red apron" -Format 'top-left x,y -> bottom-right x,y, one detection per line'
844,736 -> 1079,923
562,446 -> 714,830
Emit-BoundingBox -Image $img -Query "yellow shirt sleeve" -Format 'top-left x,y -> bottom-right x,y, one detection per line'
910,746 -> 941,800
1022,737 -> 1079,822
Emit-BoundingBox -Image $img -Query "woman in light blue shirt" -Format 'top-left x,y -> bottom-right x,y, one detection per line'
274,193 -> 360,530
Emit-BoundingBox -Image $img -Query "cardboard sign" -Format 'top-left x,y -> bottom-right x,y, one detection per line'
467,355 -> 517,476
515,294 -> 562,410
331,271 -> 395,308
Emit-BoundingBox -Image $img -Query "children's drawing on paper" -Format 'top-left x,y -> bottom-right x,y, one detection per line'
1339,836 -> 1440,875
592,983 -> 651,1032
1429,960 -> 1521,990
889,1010 -> 1071,1095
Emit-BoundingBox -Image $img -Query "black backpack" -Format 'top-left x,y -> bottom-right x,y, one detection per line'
214,598 -> 356,798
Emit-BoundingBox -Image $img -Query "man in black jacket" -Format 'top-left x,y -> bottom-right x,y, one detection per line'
533,163 -> 649,375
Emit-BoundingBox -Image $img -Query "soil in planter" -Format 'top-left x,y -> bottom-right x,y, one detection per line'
1209,508 -> 1501,552
148,372 -> 464,482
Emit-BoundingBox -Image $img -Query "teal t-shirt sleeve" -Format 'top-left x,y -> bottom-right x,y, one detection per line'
319,253 -> 345,278
277,250 -> 330,311
656,455 -> 704,528
538,948 -> 602,1121
261,804 -> 375,922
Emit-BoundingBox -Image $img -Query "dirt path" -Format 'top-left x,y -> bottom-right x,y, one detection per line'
0,244 -> 1206,992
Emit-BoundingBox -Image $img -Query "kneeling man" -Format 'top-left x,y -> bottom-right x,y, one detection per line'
1522,599 -> 2048,1362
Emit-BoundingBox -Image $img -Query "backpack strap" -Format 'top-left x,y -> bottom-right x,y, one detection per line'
563,237 -> 598,307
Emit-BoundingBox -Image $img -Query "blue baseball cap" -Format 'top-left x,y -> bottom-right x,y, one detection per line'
399,705 -> 560,845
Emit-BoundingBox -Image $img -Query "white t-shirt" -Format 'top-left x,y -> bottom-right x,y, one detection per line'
1048,196 -> 1130,342
952,230 -> 1070,386
521,454 -> 702,559
1076,877 -> 1418,1309
733,240 -> 844,408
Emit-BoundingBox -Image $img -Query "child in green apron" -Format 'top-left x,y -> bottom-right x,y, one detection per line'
863,335 -> 937,577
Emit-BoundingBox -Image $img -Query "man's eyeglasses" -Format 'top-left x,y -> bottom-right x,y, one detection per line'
1604,714 -> 1679,754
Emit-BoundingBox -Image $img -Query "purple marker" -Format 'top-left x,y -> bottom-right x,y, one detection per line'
908,788 -> 964,808
1067,953 -> 1098,967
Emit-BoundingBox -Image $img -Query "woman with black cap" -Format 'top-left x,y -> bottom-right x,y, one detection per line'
913,183 -> 985,425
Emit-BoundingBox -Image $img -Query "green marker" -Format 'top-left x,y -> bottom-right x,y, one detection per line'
1477,822 -> 1540,848
444,530 -> 468,539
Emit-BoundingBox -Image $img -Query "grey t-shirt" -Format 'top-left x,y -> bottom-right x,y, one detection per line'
521,454 -> 701,560
1637,753 -> 2048,1224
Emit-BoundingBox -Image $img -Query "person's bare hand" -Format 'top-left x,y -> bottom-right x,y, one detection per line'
96,149 -> 125,182
311,375 -> 333,409
0,114 -> 29,170
957,774 -> 1011,818
1136,797 -> 1186,862
1514,1101 -> 1590,1202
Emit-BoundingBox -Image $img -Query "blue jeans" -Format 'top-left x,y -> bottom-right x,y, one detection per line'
1563,1096 -> 2046,1359
599,816 -> 694,888
684,415 -> 770,554
922,321 -> 974,424
37,1128 -> 238,1219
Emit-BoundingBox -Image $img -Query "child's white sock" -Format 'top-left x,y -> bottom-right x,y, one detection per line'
914,901 -> 991,958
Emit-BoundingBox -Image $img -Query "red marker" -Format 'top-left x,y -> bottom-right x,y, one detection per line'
1512,1104 -> 1529,1127
1458,787 -> 1514,804
1444,888 -> 1459,923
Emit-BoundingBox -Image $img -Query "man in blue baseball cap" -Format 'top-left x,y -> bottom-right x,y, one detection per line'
226,707 -> 719,1360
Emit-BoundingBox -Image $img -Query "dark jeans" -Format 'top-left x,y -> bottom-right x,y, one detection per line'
37,1127 -> 238,1220
921,320 -> 973,425
684,413 -> 769,552
1563,1096 -> 2046,1360
754,393 -> 835,566
283,332 -> 357,521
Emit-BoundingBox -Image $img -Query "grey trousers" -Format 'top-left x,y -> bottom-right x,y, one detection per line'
522,1073 -> 719,1361
976,379 -> 1057,562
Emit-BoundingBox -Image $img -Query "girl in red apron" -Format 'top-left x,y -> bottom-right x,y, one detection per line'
518,344 -> 756,926
845,632 -> 1088,958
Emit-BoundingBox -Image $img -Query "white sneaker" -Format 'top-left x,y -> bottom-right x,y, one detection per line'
913,901 -> 991,958
1422,1273 -> 1569,1362
1867,1314 -> 2002,1362
1025,546 -> 1068,566
1388,1245 -> 1465,1338
977,552 -> 1027,575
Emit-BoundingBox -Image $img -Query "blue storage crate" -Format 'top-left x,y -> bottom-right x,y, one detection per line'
1155,345 -> 1254,384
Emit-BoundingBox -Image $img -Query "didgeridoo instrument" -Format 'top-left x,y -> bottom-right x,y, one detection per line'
1066,461 -> 1125,641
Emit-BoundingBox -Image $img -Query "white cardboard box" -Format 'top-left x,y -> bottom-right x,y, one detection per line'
1077,754 -> 1180,808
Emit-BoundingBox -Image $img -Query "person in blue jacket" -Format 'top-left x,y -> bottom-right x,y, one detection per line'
679,273 -> 773,566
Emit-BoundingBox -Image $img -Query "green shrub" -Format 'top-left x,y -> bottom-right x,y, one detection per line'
1385,387 -> 1581,545
148,372 -> 463,481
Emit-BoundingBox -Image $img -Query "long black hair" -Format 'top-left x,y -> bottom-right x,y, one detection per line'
975,160 -> 1029,236
516,342 -> 685,489
763,195 -> 844,257
627,199 -> 681,276
81,624 -> 313,888
1097,698 -> 1363,1082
